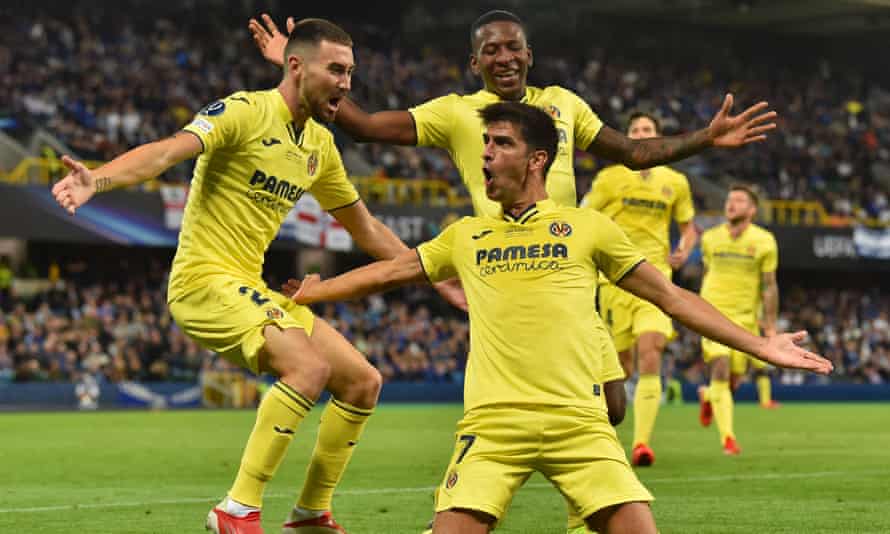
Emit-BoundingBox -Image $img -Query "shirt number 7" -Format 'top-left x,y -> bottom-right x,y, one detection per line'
456,434 -> 476,464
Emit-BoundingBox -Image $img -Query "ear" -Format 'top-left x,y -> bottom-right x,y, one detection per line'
530,149 -> 548,173
469,53 -> 480,76
526,45 -> 534,68
286,52 -> 303,78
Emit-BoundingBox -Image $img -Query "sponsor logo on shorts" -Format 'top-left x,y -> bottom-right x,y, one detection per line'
445,470 -> 458,489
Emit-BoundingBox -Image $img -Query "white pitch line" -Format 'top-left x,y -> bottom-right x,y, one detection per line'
0,470 -> 872,515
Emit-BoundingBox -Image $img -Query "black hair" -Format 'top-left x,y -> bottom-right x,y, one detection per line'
479,102 -> 559,176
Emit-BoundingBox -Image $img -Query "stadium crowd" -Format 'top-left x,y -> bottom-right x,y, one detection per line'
1,256 -> 887,387
3,6 -> 890,219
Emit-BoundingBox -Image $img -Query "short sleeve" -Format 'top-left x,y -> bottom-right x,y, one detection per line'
409,94 -> 457,149
589,211 -> 646,283
581,170 -> 610,210
673,175 -> 695,223
761,233 -> 779,273
600,341 -> 626,383
568,90 -> 604,151
181,93 -> 251,153
416,219 -> 463,283
308,135 -> 360,211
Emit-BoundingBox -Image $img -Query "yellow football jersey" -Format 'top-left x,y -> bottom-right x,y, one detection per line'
410,86 -> 603,217
417,199 -> 643,413
700,223 -> 778,321
581,165 -> 694,276
169,89 -> 359,296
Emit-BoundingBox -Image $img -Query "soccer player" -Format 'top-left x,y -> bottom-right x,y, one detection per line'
249,10 -> 777,218
251,12 -> 777,531
282,102 -> 832,534
697,184 -> 780,455
580,112 -> 699,467
51,19 -> 461,534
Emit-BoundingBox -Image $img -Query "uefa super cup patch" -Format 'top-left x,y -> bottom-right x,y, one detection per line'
199,101 -> 226,116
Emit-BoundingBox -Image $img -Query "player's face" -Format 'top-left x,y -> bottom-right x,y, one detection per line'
300,40 -> 354,123
627,116 -> 658,140
724,190 -> 756,224
482,121 -> 531,203
470,22 -> 532,101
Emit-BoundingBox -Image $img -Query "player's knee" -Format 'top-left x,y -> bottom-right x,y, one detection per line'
277,354 -> 331,396
349,364 -> 382,407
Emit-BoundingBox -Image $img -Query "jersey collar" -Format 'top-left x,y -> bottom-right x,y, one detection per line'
273,90 -> 306,146
478,87 -> 532,103
500,198 -> 556,224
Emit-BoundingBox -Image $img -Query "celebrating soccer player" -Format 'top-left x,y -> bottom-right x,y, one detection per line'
696,185 -> 781,456
51,18 -> 463,534
282,102 -> 833,534
580,112 -> 699,467
251,11 -> 778,533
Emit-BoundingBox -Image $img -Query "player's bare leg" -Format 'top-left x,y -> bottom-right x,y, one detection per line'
432,509 -> 495,534
586,501 -> 657,534
284,317 -> 382,533
631,332 -> 665,467
709,356 -> 741,455
208,326 -> 330,534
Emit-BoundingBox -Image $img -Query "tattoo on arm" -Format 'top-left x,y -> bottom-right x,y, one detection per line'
590,126 -> 712,170
95,177 -> 113,193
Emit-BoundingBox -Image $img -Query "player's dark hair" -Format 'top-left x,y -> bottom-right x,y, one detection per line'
627,111 -> 661,135
470,10 -> 527,49
479,102 -> 559,177
285,18 -> 353,59
730,183 -> 760,206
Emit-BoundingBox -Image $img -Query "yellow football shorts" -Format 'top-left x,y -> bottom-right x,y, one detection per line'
168,275 -> 315,374
434,406 -> 653,522
599,283 -> 675,353
701,319 -> 767,375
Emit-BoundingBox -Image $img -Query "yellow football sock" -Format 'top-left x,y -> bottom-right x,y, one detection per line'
700,384 -> 710,402
230,381 -> 314,508
633,374 -> 662,446
757,375 -> 772,406
297,398 -> 373,511
710,380 -> 734,442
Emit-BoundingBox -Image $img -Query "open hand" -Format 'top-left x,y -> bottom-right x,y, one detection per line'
707,93 -> 778,148
248,13 -> 294,67
759,331 -> 833,375
51,156 -> 96,215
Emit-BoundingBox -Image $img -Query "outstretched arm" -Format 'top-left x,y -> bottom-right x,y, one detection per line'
617,261 -> 832,374
588,94 -> 777,170
285,249 -> 427,305
329,202 -> 467,310
249,13 -> 417,145
52,133 -> 202,215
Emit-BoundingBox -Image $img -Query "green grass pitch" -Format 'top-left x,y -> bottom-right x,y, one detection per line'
1,403 -> 889,533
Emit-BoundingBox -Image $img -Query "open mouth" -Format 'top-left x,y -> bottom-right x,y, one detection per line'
483,167 -> 493,185
327,96 -> 342,112
494,71 -> 518,83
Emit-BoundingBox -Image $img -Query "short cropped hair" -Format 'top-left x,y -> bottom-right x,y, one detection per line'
470,10 -> 527,49
285,18 -> 353,59
729,183 -> 760,206
627,111 -> 661,135
479,102 -> 559,177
